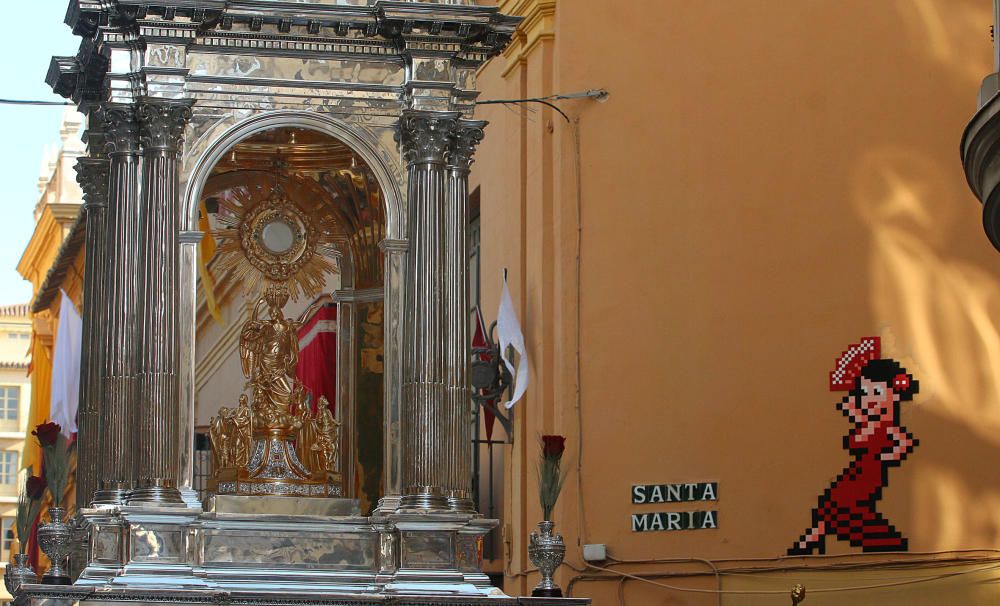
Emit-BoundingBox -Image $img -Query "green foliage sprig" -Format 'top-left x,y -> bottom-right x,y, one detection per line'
538,435 -> 567,521
16,473 -> 45,554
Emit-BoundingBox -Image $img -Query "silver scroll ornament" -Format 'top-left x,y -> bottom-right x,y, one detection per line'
528,520 -> 566,597
37,506 -> 71,584
4,552 -> 37,592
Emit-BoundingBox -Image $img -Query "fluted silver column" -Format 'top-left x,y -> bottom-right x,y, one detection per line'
398,110 -> 484,511
377,238 -> 407,513
442,121 -> 484,513
93,105 -> 141,506
75,152 -> 110,511
128,100 -> 193,506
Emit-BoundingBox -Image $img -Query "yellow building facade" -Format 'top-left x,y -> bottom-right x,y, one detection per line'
472,1 -> 1000,603
0,304 -> 32,580
15,110 -> 84,510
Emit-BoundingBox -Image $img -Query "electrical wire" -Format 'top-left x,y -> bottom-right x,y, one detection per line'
476,89 -> 608,125
0,98 -> 72,106
575,560 -> 1000,597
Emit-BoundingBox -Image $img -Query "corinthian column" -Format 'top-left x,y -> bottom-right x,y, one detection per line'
442,121 -> 485,513
75,153 -> 110,511
396,110 -> 471,511
93,105 -> 141,506
128,99 -> 193,506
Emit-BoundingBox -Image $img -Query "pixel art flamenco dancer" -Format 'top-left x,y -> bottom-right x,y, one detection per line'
788,336 -> 919,555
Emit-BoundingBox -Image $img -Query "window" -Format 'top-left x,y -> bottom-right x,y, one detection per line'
19,333 -> 28,340
1,518 -> 12,557
0,386 -> 19,421
0,452 -> 18,486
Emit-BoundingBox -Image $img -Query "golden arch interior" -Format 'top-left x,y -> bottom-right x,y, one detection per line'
194,126 -> 386,512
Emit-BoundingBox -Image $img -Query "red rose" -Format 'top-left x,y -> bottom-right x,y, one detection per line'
26,475 -> 47,500
542,435 -> 566,459
32,422 -> 61,447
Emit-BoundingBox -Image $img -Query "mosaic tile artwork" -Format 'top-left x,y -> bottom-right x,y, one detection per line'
788,336 -> 919,555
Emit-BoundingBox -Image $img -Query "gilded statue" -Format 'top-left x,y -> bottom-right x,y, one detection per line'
212,282 -> 343,497
294,395 -> 341,477
210,394 -> 252,470
240,284 -> 303,430
313,398 -> 341,474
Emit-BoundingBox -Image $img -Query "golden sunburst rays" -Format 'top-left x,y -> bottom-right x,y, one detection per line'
208,173 -> 347,301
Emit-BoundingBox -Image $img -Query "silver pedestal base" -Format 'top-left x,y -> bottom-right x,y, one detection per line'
70,498 -> 535,600
14,584 -> 591,605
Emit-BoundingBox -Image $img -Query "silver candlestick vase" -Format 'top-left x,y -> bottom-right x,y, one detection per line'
4,552 -> 36,592
37,506 -> 71,584
528,520 -> 566,597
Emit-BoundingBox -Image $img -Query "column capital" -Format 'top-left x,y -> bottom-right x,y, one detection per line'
102,104 -> 140,157
137,99 -> 194,154
76,156 -> 110,210
446,120 -> 487,171
396,111 -> 461,166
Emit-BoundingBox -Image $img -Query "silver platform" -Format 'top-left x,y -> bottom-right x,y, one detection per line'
17,585 -> 590,606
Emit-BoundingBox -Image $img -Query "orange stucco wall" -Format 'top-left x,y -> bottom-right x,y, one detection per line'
472,1 -> 1000,603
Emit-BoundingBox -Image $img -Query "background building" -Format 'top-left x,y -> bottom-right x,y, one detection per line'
0,305 -> 31,571
471,0 -> 1000,603
10,110 -> 85,592
16,109 -> 84,483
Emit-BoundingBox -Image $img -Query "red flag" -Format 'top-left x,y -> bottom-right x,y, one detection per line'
472,306 -> 497,442
297,304 -> 337,414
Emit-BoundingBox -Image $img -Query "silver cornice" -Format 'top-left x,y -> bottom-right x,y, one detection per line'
94,103 -> 141,507
75,155 -> 110,513
130,98 -> 195,506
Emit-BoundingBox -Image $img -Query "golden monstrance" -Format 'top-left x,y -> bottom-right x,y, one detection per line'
208,177 -> 344,497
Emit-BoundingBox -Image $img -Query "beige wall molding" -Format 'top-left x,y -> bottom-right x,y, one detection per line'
499,0 -> 556,79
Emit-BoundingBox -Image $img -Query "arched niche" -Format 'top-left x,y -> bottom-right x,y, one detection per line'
177,113 -> 405,511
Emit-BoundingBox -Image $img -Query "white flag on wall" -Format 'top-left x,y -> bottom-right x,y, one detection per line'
50,290 -> 81,435
497,272 -> 529,409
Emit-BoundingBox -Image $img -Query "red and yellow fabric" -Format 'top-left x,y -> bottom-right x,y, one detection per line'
296,303 -> 337,414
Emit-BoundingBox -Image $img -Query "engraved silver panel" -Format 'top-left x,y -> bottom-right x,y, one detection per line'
399,532 -> 454,570
130,527 -> 186,563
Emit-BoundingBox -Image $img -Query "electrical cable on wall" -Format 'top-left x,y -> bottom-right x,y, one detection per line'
0,98 -> 72,106
476,89 -> 608,124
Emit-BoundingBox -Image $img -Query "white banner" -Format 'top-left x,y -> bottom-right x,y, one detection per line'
497,273 -> 529,409
50,290 -> 81,435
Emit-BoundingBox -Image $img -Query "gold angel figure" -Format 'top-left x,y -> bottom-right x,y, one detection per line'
240,283 -> 302,431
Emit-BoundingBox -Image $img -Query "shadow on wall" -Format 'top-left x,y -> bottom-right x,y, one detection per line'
854,142 -> 1000,551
